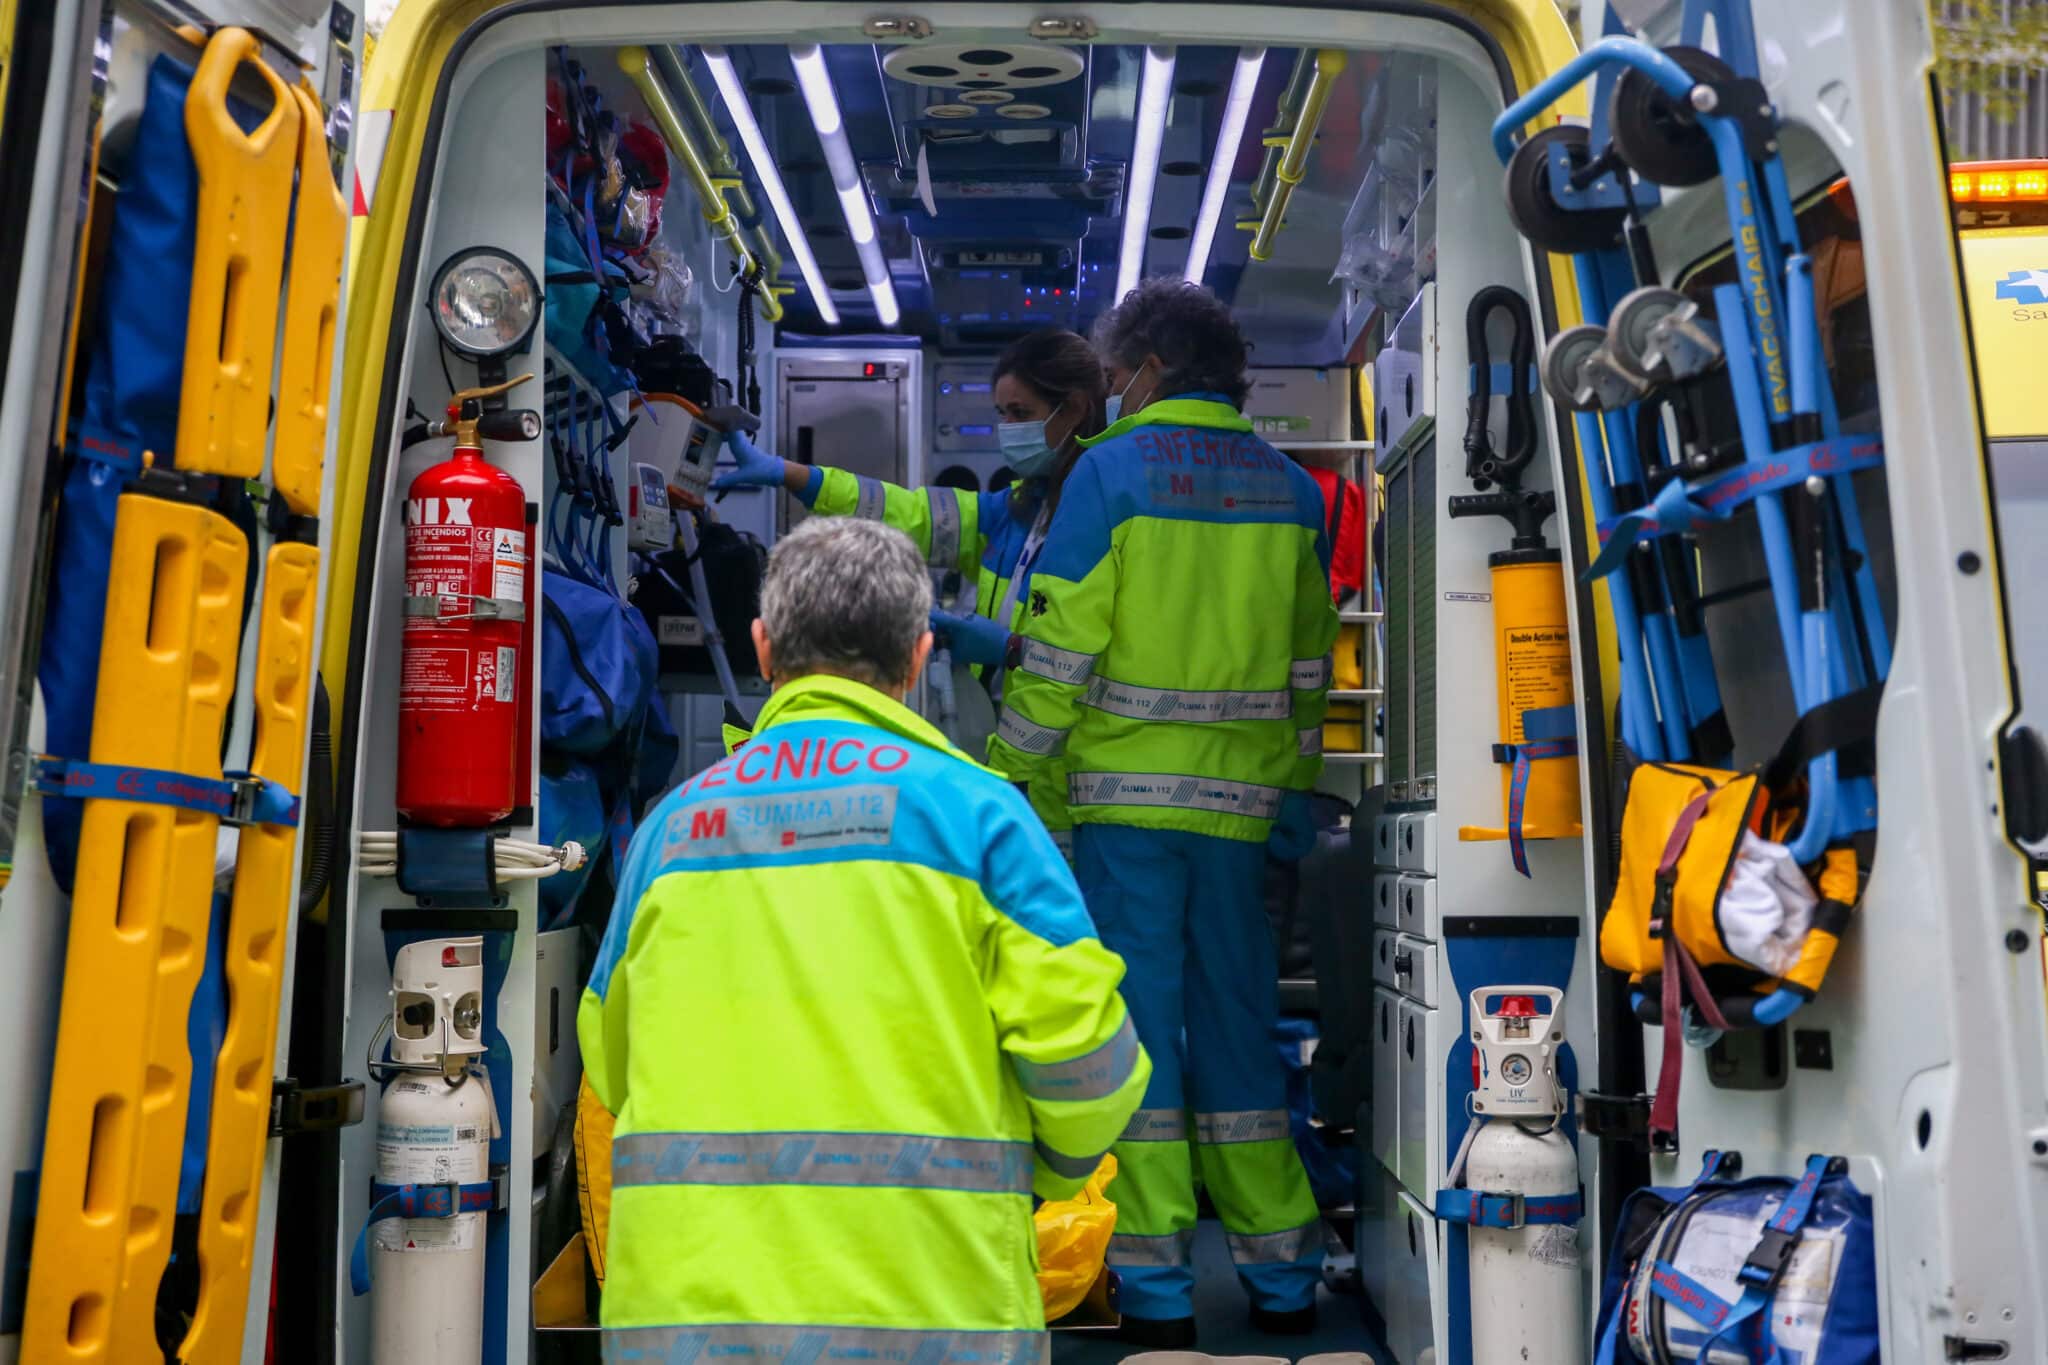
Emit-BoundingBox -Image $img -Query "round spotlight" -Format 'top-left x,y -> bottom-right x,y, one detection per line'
430,247 -> 540,359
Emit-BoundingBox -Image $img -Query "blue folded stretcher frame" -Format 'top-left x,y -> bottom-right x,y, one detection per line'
1491,11 -> 1889,1029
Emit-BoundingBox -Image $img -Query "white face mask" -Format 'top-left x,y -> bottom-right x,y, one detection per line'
1103,363 -> 1154,426
996,398 -> 1067,478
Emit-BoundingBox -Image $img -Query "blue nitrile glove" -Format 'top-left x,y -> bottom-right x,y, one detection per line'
710,429 -> 786,491
1267,791 -> 1319,862
929,607 -> 1012,668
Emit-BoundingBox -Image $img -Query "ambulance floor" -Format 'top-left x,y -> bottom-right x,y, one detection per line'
1050,1221 -> 1391,1365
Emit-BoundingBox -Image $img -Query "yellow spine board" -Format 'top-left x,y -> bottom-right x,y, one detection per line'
177,28 -> 300,479
23,496 -> 248,1361
175,84 -> 339,1362
177,541 -> 318,1364
271,82 -> 346,518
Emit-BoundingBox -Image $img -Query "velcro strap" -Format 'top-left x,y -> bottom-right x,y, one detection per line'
1584,435 -> 1885,581
1502,719 -> 1578,878
34,756 -> 300,828
404,594 -> 527,623
1432,1187 -> 1582,1229
69,421 -> 150,474
1648,1259 -> 1739,1330
350,1179 -> 497,1296
1738,1153 -> 1833,1289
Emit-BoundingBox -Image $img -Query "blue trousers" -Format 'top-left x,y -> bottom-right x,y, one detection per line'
1075,824 -> 1323,1319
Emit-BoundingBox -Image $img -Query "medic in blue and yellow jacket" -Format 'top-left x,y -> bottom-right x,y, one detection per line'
985,387 -> 1339,1325
577,673 -> 1149,1360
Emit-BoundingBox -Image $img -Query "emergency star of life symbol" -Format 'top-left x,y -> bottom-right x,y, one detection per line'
1995,268 -> 2048,304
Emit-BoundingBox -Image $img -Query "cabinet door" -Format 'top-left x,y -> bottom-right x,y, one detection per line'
1389,1189 -> 1441,1365
1395,996 -> 1440,1199
780,376 -> 905,529
1371,987 -> 1401,1171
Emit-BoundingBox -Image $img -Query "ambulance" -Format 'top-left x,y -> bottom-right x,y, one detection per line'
0,1 -> 2044,1362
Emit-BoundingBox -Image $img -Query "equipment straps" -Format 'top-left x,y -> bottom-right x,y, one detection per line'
1690,1155 -> 1838,1364
33,756 -> 301,828
348,1179 -> 498,1296
1762,682 -> 1883,793
1583,435 -> 1886,582
1498,704 -> 1578,877
1431,1116 -> 1582,1230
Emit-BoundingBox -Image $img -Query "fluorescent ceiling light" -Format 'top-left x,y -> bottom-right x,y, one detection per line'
792,44 -> 900,327
1185,48 -> 1266,285
1114,46 -> 1177,305
702,47 -> 840,325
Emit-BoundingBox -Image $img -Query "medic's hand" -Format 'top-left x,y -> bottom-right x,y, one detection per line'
710,429 -> 785,491
929,608 -> 1012,668
1267,791 -> 1320,863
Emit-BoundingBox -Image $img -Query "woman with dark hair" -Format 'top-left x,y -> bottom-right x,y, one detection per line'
711,330 -> 1105,823
986,278 -> 1339,1345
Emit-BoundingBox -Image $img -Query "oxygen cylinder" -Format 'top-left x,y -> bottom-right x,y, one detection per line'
397,383 -> 531,827
1461,986 -> 1583,1365
371,938 -> 492,1364
1466,1121 -> 1584,1363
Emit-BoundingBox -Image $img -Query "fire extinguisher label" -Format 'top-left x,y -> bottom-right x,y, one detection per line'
497,646 -> 518,702
403,646 -> 470,698
491,527 -> 527,602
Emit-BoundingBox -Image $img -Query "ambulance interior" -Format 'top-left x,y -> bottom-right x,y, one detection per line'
16,2 -> 2048,1363
322,7 -> 1939,1361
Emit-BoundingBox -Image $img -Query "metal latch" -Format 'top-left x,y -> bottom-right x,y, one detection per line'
864,15 -> 933,39
271,1077 -> 367,1137
1030,16 -> 1099,40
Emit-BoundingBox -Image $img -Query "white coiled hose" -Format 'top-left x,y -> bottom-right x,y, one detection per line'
355,832 -> 587,881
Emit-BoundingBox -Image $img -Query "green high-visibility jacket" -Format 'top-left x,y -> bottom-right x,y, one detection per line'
578,674 -> 1149,1359
809,467 -> 1070,832
985,396 -> 1340,843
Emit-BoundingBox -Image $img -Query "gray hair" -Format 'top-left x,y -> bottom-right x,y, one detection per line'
759,517 -> 932,688
1092,277 -> 1252,409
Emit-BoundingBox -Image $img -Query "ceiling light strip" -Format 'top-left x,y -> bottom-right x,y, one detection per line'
702,46 -> 840,325
1114,45 -> 1178,305
1185,47 -> 1267,286
792,44 -> 900,327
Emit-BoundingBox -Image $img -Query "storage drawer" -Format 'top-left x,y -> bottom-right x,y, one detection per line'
1395,873 -> 1439,942
1370,987 -> 1401,1172
1394,996 -> 1442,1199
1391,932 -> 1439,1008
1395,811 -> 1436,873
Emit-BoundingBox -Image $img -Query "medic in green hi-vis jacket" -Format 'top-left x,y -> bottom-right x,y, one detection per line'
579,517 -> 1147,1363
985,280 -> 1340,1345
710,331 -> 1107,847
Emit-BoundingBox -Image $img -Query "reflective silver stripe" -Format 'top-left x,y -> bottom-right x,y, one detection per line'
1298,726 -> 1323,757
852,476 -> 887,521
1120,1108 -> 1187,1143
1013,1015 -> 1140,1101
1034,1138 -> 1107,1180
602,1324 -> 1050,1365
1225,1220 -> 1324,1265
1080,676 -> 1291,723
996,709 -> 1067,757
1291,655 -> 1332,689
1067,772 -> 1287,821
928,489 -> 963,568
1019,639 -> 1097,685
613,1131 -> 1032,1194
1107,1229 -> 1197,1267
1193,1109 -> 1291,1145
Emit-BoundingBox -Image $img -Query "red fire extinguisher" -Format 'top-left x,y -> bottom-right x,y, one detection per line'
398,374 -> 534,827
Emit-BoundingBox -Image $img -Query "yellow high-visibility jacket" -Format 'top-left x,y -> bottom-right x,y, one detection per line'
578,674 -> 1149,1362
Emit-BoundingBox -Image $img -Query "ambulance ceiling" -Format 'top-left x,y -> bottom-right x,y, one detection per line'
692,42 -> 1400,359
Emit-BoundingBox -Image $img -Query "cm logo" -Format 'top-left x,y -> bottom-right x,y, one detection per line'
689,808 -> 728,840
